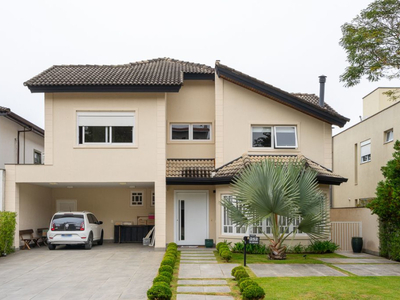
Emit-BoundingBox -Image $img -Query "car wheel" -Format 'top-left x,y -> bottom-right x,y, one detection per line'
48,243 -> 56,250
97,230 -> 104,246
85,233 -> 93,250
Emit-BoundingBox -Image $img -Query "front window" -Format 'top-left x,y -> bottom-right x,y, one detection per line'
385,129 -> 393,143
252,127 -> 272,148
251,125 -> 297,149
33,150 -> 42,164
77,112 -> 134,145
360,139 -> 371,163
171,123 -> 211,141
274,126 -> 297,148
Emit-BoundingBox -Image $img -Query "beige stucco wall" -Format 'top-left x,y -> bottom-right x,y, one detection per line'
18,184 -> 52,247
330,208 -> 379,254
333,102 -> 400,208
166,81 -> 215,159
165,185 -> 216,244
0,117 -> 44,168
217,79 -> 332,169
363,88 -> 400,119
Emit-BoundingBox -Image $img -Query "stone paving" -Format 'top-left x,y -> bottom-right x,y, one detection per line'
248,264 -> 347,277
317,258 -> 399,264
332,264 -> 400,276
177,248 -> 236,300
0,243 -> 163,300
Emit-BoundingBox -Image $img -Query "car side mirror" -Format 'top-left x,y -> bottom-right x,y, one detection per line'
97,221 -> 103,225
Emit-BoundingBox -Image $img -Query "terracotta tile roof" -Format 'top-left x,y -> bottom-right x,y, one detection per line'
166,159 -> 215,178
24,58 -> 214,87
291,93 -> 342,118
213,154 -> 345,181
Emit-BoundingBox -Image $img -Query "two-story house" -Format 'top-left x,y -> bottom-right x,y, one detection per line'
332,88 -> 400,255
5,58 -> 348,249
0,106 -> 44,211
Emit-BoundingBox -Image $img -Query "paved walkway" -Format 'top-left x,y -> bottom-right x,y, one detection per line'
0,243 -> 163,300
177,248 -> 237,300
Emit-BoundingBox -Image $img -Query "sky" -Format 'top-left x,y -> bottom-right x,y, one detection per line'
0,0 -> 395,135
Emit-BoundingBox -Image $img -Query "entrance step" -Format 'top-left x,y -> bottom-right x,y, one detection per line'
178,286 -> 231,293
180,260 -> 218,264
177,295 -> 234,300
181,254 -> 216,257
181,257 -> 217,260
178,280 -> 228,285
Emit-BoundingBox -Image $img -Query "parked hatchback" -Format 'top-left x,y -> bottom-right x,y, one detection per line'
47,211 -> 103,250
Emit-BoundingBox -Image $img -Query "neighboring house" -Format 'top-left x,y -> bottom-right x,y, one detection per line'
5,58 -> 349,249
0,106 -> 44,211
332,88 -> 400,255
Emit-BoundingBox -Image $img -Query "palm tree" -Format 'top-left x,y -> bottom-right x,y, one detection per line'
221,158 -> 330,260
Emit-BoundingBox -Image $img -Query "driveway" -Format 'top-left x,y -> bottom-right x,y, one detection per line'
0,243 -> 163,300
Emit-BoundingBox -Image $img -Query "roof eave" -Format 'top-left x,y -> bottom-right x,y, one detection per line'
26,84 -> 182,94
215,64 -> 349,127
316,175 -> 348,185
3,111 -> 44,136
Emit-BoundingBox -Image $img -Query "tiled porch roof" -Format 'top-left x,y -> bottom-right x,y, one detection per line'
166,159 -> 215,178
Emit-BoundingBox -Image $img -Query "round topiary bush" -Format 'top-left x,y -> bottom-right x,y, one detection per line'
147,284 -> 172,300
153,281 -> 170,289
221,250 -> 232,262
235,269 -> 250,281
238,277 -> 253,287
159,265 -> 174,274
231,266 -> 245,277
161,259 -> 175,268
159,271 -> 172,281
219,245 -> 229,255
164,254 -> 176,261
167,243 -> 178,250
216,242 -> 225,251
239,279 -> 258,293
242,285 -> 265,300
153,274 -> 171,285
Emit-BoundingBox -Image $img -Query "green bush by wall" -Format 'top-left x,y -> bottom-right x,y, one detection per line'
379,221 -> 400,261
0,211 -> 17,255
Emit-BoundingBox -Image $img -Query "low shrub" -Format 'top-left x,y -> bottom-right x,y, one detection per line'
231,241 -> 268,254
219,245 -> 229,255
234,269 -> 249,281
159,271 -> 172,281
147,284 -> 172,300
0,212 -> 17,255
158,265 -> 174,274
221,250 -> 232,262
287,243 -> 305,254
380,220 -> 400,261
308,240 -> 339,254
231,266 -> 245,277
164,254 -> 176,262
161,259 -> 175,268
242,284 -> 265,300
239,279 -> 258,293
216,242 -> 225,251
166,249 -> 178,257
167,242 -> 177,249
238,277 -> 252,287
153,274 -> 171,285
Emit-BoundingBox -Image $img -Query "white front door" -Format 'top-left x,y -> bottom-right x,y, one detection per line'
175,191 -> 208,245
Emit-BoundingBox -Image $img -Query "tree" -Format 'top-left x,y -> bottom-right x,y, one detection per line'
367,140 -> 400,223
339,0 -> 400,88
221,158 -> 330,260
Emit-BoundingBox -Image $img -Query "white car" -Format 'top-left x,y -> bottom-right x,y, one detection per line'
47,211 -> 104,250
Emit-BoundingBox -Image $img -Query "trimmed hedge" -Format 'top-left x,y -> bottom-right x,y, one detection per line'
0,212 -> 17,255
147,284 -> 172,300
380,221 -> 400,261
159,265 -> 174,274
239,279 -> 258,293
234,269 -> 249,281
153,275 -> 171,285
231,266 -> 245,277
242,284 -> 265,300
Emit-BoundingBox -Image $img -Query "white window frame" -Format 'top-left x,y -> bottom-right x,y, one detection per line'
251,125 -> 298,149
170,123 -> 212,141
77,112 -> 135,145
221,194 -> 305,236
385,129 -> 394,143
130,191 -> 144,206
151,191 -> 155,207
33,149 -> 42,164
360,139 -> 371,164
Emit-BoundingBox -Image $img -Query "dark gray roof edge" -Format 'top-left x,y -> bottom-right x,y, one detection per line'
215,62 -> 349,127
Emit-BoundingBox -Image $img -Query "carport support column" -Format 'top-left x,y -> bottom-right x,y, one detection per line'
4,165 -> 20,250
155,95 -> 167,249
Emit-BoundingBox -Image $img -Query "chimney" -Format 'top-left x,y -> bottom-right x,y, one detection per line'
319,75 -> 326,107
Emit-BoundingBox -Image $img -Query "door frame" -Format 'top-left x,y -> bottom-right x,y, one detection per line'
174,190 -> 209,245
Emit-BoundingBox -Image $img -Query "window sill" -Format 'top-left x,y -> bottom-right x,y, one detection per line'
384,140 -> 394,144
74,145 -> 138,149
249,148 -> 300,153
167,141 -> 214,145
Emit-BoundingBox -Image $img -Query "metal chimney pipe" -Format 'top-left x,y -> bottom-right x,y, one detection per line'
319,75 -> 326,107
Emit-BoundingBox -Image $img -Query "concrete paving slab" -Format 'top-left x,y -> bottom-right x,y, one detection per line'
336,252 -> 378,258
179,263 -> 238,278
181,256 -> 217,260
333,264 -> 400,276
181,254 -> 216,257
317,258 -> 398,264
248,264 -> 347,277
181,260 -> 218,264
178,286 -> 231,293
178,280 -> 228,285
0,243 -> 163,300
177,295 -> 234,300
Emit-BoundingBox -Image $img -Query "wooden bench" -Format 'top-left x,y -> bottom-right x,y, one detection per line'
19,229 -> 41,250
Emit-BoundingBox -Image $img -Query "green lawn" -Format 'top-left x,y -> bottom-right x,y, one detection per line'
226,252 -> 346,264
254,277 -> 400,300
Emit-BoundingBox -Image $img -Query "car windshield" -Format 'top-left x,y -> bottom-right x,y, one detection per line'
52,214 -> 84,231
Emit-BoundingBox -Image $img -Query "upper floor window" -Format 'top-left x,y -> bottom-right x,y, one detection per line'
360,139 -> 371,163
77,112 -> 134,145
33,150 -> 42,164
385,129 -> 393,143
170,123 -> 211,141
252,126 -> 297,149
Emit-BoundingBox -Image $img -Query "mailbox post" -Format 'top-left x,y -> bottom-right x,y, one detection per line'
243,236 -> 248,266
243,234 -> 260,267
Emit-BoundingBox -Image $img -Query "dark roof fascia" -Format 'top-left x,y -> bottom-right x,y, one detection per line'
316,175 -> 348,185
4,112 -> 44,136
166,177 -> 232,185
26,84 -> 181,94
183,73 -> 215,81
215,64 -> 349,127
